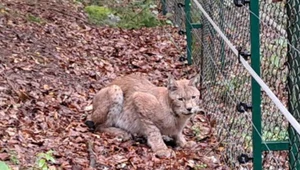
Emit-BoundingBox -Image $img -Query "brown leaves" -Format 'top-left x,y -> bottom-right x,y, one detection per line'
0,153 -> 9,161
0,0 -> 225,169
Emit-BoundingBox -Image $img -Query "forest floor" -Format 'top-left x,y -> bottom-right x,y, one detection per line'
0,0 -> 228,169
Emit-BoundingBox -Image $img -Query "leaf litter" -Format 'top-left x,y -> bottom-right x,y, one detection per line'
0,0 -> 228,169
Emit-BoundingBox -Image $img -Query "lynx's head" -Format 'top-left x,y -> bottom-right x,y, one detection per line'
167,75 -> 201,116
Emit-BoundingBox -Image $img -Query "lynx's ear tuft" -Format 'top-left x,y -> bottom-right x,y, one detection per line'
188,75 -> 200,87
167,74 -> 178,91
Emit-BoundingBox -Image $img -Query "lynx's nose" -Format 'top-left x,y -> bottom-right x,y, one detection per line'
187,108 -> 192,112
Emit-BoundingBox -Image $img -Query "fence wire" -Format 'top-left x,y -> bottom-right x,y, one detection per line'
161,0 -> 300,169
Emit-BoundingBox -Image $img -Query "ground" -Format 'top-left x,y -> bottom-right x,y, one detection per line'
0,0 -> 227,169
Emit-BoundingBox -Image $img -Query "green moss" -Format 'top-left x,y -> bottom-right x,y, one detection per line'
114,3 -> 163,29
84,5 -> 112,25
117,8 -> 161,29
83,1 -> 167,29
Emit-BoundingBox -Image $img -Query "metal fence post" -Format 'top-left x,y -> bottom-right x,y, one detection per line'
184,0 -> 192,65
250,0 -> 262,169
219,0 -> 225,71
161,0 -> 167,15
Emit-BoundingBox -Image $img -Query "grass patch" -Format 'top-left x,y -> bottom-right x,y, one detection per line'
116,4 -> 161,29
27,14 -> 43,23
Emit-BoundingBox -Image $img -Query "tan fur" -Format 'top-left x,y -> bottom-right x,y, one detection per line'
88,73 -> 201,158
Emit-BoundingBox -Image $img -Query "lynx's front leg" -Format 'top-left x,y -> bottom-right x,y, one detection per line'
142,120 -> 175,158
174,133 -> 187,147
174,133 -> 196,148
131,92 -> 175,158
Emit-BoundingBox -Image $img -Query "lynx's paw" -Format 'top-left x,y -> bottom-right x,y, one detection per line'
155,149 -> 176,158
184,141 -> 197,148
116,132 -> 132,141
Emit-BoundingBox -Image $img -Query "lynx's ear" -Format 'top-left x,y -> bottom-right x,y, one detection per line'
188,75 -> 200,87
167,74 -> 178,91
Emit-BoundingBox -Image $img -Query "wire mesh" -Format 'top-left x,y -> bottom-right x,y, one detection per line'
191,0 -> 254,168
162,0 -> 185,29
165,0 -> 254,168
257,0 -> 290,169
286,0 -> 300,169
161,0 -> 300,169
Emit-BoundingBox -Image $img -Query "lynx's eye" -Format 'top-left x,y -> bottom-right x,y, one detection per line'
192,96 -> 196,99
178,97 -> 184,101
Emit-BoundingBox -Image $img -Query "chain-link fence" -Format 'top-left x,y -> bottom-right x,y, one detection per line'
286,1 -> 300,169
161,0 -> 300,169
192,1 -> 255,169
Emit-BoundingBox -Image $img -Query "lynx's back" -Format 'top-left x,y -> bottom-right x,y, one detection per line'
110,73 -> 157,98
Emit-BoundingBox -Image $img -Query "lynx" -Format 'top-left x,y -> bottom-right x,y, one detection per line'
86,73 -> 202,158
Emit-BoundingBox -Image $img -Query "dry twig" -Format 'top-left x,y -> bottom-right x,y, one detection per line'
87,141 -> 96,168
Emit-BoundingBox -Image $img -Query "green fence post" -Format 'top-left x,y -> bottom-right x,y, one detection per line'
250,0 -> 262,169
287,0 -> 300,169
161,0 -> 167,15
219,0 -> 225,71
185,0 -> 192,65
199,13 -> 204,100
